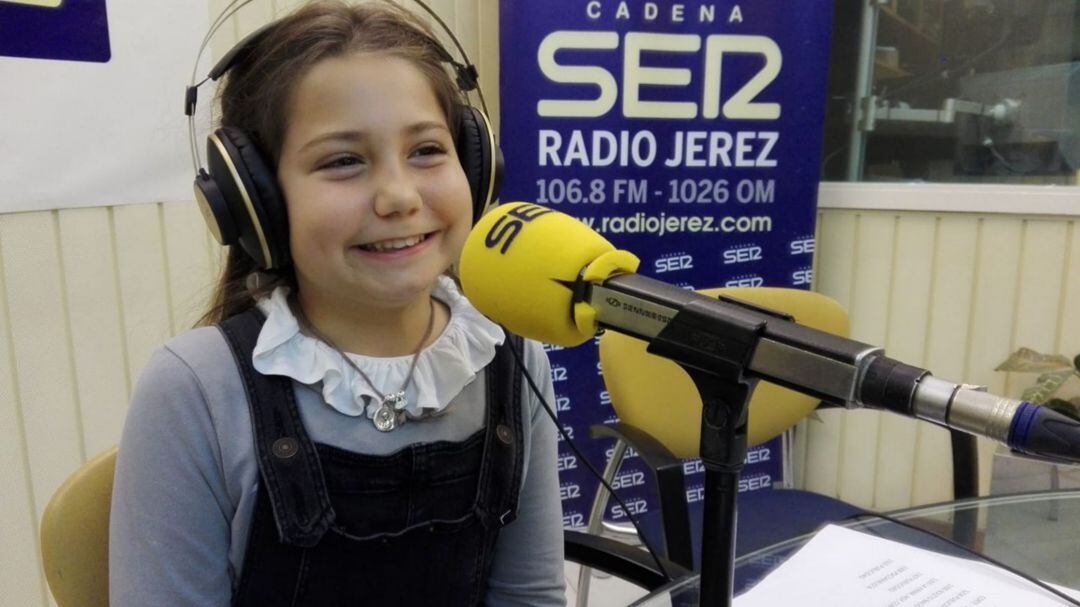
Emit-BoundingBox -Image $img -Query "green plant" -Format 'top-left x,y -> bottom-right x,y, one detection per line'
995,348 -> 1080,420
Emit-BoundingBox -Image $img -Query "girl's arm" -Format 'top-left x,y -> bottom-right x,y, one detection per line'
109,346 -> 235,606
485,340 -> 568,606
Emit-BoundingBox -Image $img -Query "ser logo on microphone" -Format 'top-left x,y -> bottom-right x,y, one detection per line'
484,204 -> 554,254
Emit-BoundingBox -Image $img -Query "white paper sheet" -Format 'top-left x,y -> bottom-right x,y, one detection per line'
734,524 -> 1080,606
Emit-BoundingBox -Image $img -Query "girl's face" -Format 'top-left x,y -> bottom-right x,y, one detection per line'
277,52 -> 472,314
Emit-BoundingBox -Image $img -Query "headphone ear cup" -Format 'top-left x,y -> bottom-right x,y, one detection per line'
194,168 -> 239,246
456,106 -> 503,223
208,127 -> 291,269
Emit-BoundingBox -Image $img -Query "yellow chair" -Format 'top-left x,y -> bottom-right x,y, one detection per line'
40,446 -> 117,607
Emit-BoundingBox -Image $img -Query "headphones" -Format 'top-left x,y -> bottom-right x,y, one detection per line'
184,0 -> 504,270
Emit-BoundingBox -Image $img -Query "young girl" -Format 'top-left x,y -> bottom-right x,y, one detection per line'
109,2 -> 565,604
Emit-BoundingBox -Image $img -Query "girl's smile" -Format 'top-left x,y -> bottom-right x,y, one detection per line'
349,230 -> 437,258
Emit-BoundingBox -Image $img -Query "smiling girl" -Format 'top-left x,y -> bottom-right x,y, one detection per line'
109,2 -> 565,605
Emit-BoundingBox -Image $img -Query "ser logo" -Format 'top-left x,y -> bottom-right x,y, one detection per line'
483,204 -> 554,254
746,447 -> 771,464
559,482 -> 582,500
611,470 -> 646,489
725,274 -> 764,287
739,475 -> 773,492
555,396 -> 572,412
557,453 -> 578,471
605,444 -> 639,460
562,512 -> 586,528
722,244 -> 762,265
550,365 -> 569,382
556,425 -> 575,441
610,498 -> 649,519
789,236 -> 815,255
536,31 -> 783,121
683,460 -> 705,475
686,485 -> 705,503
791,267 -> 813,286
654,252 -> 694,274
599,390 -> 612,406
542,343 -> 564,353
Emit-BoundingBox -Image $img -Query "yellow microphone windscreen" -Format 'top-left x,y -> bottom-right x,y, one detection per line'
460,203 -> 621,346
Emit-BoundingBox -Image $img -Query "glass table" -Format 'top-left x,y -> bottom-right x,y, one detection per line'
631,490 -> 1080,606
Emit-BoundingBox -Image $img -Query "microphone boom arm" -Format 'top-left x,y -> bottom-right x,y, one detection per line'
587,273 -> 881,407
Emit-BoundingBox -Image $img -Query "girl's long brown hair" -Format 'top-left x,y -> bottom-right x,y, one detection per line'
196,0 -> 463,327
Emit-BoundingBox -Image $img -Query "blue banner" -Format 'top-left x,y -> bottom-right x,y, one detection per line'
498,1 -> 833,528
0,0 -> 111,63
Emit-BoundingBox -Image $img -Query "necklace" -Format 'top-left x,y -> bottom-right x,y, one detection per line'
292,297 -> 437,432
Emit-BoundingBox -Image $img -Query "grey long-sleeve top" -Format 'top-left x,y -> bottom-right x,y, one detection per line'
109,325 -> 566,606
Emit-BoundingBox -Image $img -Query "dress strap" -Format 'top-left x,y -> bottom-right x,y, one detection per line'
219,309 -> 336,547
475,332 -> 526,529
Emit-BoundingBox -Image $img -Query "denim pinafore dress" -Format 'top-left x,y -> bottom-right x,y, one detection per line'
218,309 -> 525,606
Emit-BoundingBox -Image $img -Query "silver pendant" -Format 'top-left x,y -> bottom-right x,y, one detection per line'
372,392 -> 408,432
373,403 -> 397,432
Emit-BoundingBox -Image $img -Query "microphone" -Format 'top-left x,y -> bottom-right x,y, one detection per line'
460,202 -> 1080,464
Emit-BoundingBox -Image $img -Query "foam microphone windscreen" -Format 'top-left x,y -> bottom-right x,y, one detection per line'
460,202 -> 638,346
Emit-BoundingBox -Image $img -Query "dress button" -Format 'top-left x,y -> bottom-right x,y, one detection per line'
496,424 -> 513,445
272,437 -> 299,459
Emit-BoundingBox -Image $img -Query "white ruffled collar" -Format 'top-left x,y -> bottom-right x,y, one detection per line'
252,276 -> 505,420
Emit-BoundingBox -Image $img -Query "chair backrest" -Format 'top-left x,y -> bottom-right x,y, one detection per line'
40,446 -> 117,607
598,287 -> 849,459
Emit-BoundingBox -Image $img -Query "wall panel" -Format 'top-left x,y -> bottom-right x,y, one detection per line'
836,214 -> 894,506
873,215 -> 935,511
910,216 -> 978,506
1061,223 -> 1080,357
800,211 -> 856,497
0,213 -> 85,515
163,201 -> 219,333
112,204 -> 174,391
57,208 -> 131,457
0,217 -> 49,606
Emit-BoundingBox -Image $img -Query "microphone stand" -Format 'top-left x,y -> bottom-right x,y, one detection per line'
644,297 -> 783,607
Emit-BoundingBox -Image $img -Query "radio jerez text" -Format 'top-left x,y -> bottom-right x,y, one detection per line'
538,130 -> 778,169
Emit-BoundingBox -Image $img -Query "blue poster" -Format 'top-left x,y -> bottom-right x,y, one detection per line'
0,0 -> 111,63
498,1 -> 833,528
